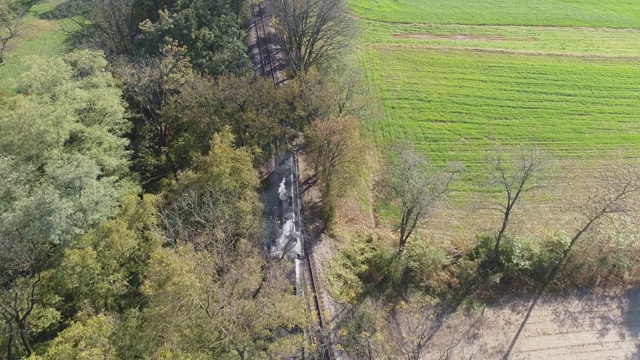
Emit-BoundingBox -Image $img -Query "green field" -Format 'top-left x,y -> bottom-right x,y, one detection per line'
348,0 -> 640,28
353,1 -> 640,189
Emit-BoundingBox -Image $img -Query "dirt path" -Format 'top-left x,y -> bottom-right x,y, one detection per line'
424,288 -> 640,359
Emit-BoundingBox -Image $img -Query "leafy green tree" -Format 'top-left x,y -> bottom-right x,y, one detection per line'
28,314 -> 118,360
305,116 -> 370,221
3,50 -> 130,173
163,73 -> 285,168
0,50 -> 133,358
340,298 -> 394,360
117,48 -> 286,187
115,42 -> 194,185
119,62 -> 345,187
206,74 -> 285,155
58,0 -> 250,70
59,0 -> 141,56
11,195 -> 158,360
169,71 -> 342,166
0,49 -> 134,264
279,73 -> 336,130
139,0 -> 251,76
138,128 -> 306,358
138,240 -> 307,359
52,195 -> 160,316
160,129 -> 261,250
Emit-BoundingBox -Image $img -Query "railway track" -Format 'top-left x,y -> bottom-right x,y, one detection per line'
250,3 -> 334,357
294,155 -> 335,360
250,0 -> 278,84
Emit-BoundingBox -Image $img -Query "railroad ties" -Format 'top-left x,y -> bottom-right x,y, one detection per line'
250,2 -> 335,358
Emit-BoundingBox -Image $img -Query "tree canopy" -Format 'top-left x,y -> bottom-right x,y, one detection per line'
0,50 -> 134,277
0,50 -> 135,358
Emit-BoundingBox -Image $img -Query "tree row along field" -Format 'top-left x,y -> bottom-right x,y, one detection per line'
354,2 -> 640,193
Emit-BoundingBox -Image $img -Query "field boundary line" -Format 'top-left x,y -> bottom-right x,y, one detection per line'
353,17 -> 640,31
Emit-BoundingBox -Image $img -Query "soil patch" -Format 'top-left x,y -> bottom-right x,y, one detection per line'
423,288 -> 640,359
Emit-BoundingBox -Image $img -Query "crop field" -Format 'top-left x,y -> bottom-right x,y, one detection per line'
349,0 -> 640,28
352,1 -> 640,191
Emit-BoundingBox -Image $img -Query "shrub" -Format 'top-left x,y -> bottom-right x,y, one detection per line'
397,239 -> 449,287
328,233 -> 451,301
327,233 -> 380,303
468,233 -> 569,288
561,225 -> 640,287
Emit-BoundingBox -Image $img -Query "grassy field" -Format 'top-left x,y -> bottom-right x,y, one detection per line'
0,0 -> 70,90
359,21 -> 640,57
353,1 -> 640,191
348,0 -> 640,28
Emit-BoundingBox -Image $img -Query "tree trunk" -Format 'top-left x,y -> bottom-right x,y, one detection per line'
398,207 -> 411,252
16,319 -> 32,356
491,208 -> 511,262
6,321 -> 13,360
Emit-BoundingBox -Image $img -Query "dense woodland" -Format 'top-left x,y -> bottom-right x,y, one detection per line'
0,0 -> 356,357
2,0 -> 640,359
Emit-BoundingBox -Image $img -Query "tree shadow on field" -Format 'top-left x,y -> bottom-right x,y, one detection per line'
38,0 -> 78,20
380,259 -> 499,357
18,0 -> 40,11
502,280 -> 640,359
622,287 -> 640,358
37,0 -> 88,52
499,245 -> 575,360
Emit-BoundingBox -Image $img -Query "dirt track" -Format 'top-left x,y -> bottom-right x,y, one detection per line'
424,288 -> 640,359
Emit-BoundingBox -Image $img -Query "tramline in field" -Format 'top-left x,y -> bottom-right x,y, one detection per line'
351,0 -> 640,191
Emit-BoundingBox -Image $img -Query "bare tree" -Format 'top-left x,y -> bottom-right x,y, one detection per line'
488,145 -> 545,262
0,232 -> 48,359
340,298 -> 396,360
0,0 -> 25,66
57,0 -> 141,56
390,297 -> 447,360
564,164 -> 640,258
379,142 -> 462,252
1,273 -> 41,358
500,165 -> 640,360
305,116 -> 361,198
327,64 -> 372,118
269,0 -> 354,76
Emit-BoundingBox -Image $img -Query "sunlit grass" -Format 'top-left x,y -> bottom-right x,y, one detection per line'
0,0 -> 71,90
348,0 -> 640,28
359,20 -> 640,57
352,1 -> 640,193
361,46 -> 640,188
